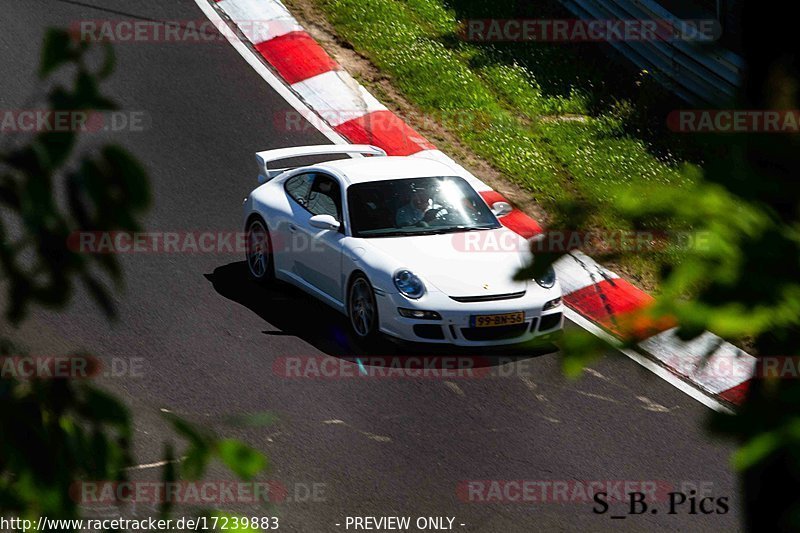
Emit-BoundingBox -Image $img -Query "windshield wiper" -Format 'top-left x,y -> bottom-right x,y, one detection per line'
458,225 -> 497,232
357,225 -> 497,238
414,225 -> 497,235
358,230 -> 417,238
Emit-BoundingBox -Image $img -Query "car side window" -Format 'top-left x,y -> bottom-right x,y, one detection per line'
284,173 -> 315,206
306,174 -> 342,221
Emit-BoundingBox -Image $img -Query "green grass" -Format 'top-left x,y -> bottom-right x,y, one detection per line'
305,0 -> 704,284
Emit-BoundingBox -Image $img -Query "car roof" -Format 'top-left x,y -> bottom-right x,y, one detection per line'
319,156 -> 457,184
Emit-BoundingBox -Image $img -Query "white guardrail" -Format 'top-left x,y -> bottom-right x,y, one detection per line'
560,0 -> 744,105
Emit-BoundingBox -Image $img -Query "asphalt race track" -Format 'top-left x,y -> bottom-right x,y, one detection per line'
1,1 -> 741,531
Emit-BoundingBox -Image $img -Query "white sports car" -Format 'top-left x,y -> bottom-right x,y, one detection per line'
242,144 -> 563,346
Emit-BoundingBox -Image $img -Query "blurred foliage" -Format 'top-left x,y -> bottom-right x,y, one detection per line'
513,4 -> 800,531
0,342 -> 133,519
0,30 -> 146,323
0,29 -> 268,528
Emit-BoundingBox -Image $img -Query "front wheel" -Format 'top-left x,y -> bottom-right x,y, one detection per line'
245,216 -> 274,283
348,274 -> 380,342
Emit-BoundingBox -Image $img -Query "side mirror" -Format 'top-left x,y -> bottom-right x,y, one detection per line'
491,201 -> 512,217
309,214 -> 341,230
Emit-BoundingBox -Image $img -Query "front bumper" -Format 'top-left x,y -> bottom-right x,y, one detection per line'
375,288 -> 564,347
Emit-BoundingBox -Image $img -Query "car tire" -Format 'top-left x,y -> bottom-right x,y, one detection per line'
348,273 -> 380,343
245,215 -> 274,283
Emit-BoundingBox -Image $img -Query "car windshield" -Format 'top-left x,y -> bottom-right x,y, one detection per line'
347,176 -> 501,238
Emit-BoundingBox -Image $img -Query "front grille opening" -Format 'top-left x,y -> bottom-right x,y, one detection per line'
539,313 -> 562,332
450,291 -> 526,303
414,324 -> 445,340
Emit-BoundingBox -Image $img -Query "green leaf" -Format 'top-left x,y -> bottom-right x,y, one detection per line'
160,444 -> 177,519
81,388 -> 130,427
732,431 -> 780,471
34,132 -> 77,172
81,274 -> 116,319
40,29 -> 74,78
180,443 -> 210,480
97,42 -> 116,80
559,329 -> 606,379
216,440 -> 267,480
75,71 -> 101,107
163,413 -> 210,448
101,146 -> 151,209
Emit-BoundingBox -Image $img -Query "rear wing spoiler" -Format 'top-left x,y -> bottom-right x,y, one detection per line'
255,144 -> 387,183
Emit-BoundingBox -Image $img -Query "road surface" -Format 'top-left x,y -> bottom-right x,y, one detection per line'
0,1 -> 741,530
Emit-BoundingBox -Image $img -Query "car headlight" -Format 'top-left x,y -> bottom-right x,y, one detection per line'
398,308 -> 441,320
394,270 -> 425,299
542,297 -> 561,311
535,265 -> 557,289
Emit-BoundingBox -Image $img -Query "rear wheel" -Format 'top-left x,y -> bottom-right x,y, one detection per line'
245,216 -> 273,282
348,274 -> 379,341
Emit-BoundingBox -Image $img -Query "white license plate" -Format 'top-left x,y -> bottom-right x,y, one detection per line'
471,312 -> 525,328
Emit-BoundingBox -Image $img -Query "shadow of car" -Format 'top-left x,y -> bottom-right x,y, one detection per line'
206,261 -> 559,370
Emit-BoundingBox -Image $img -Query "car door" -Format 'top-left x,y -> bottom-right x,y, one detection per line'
274,172 -> 315,278
278,171 -> 345,306
296,173 -> 346,305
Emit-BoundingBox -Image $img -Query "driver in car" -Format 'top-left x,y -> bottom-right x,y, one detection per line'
395,187 -> 444,227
